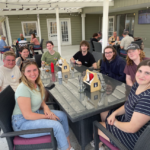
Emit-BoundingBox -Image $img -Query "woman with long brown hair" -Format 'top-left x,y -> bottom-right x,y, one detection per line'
12,60 -> 74,150
124,43 -> 149,86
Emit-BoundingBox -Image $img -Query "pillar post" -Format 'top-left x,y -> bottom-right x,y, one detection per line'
56,6 -> 61,55
102,0 -> 109,53
81,14 -> 86,40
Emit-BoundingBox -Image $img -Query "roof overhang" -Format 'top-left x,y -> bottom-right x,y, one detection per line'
0,0 -> 114,15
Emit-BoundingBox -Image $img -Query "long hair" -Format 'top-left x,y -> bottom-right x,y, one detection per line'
126,50 -> 145,66
20,60 -> 45,99
103,46 -> 117,62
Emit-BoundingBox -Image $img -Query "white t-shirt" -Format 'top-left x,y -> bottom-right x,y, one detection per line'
0,65 -> 22,92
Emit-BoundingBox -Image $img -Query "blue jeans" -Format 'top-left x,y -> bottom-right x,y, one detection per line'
120,49 -> 127,55
12,110 -> 69,150
1,48 -> 10,52
33,45 -> 41,49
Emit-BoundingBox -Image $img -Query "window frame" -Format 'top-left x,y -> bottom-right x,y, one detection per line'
21,21 -> 39,38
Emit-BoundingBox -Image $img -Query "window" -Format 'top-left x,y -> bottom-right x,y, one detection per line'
116,13 -> 135,37
21,21 -> 38,38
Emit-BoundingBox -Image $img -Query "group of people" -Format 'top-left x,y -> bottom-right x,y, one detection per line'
0,35 -> 150,150
0,33 -> 40,56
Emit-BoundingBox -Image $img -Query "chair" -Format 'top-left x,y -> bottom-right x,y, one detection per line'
33,39 -> 44,54
0,86 -> 57,150
93,41 -> 102,53
35,54 -> 42,68
93,121 -> 150,150
0,51 -> 4,60
90,38 -> 95,51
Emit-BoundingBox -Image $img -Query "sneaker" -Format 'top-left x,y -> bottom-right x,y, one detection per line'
90,140 -> 95,147
70,147 -> 75,150
99,145 -> 105,150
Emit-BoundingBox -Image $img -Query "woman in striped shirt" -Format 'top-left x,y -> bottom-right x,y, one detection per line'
99,59 -> 150,150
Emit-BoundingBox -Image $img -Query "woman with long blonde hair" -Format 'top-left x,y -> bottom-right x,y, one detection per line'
124,43 -> 149,86
12,60 -> 74,150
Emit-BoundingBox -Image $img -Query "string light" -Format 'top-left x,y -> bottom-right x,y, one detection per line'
50,3 -> 51,7
37,4 -> 38,9
22,5 -> 23,9
6,3 -> 7,8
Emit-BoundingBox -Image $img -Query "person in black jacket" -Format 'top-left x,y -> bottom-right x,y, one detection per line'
90,33 -> 99,49
100,46 -> 126,83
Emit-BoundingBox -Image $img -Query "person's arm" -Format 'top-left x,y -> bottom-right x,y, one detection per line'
41,53 -> 46,64
92,63 -> 97,69
107,105 -> 125,125
16,57 -> 22,69
117,36 -> 120,41
114,112 -> 150,133
70,57 -> 76,63
17,97 -> 48,120
126,75 -> 133,86
108,60 -> 126,82
100,60 -> 107,75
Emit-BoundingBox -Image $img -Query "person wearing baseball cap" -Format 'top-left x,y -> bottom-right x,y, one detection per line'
124,43 -> 149,86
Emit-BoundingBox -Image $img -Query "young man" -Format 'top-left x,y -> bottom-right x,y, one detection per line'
70,40 -> 97,69
120,31 -> 134,55
0,35 -> 14,52
0,51 -> 21,92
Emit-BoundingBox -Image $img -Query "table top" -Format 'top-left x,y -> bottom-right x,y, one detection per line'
41,64 -> 131,122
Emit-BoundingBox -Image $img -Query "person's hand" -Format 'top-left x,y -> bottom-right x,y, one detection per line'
107,112 -> 116,125
44,105 -> 60,121
76,61 -> 82,65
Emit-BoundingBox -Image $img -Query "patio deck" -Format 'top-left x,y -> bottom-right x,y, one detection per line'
0,45 -> 150,150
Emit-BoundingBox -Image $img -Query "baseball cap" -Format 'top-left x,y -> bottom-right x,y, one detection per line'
126,43 -> 140,51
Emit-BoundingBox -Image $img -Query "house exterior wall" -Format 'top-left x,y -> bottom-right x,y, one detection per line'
8,14 -> 82,48
8,15 -> 39,42
40,14 -> 82,48
85,8 -> 150,48
85,14 -> 101,40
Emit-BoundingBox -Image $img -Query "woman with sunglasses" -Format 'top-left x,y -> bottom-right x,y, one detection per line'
12,60 -> 74,150
16,46 -> 29,71
100,46 -> 126,83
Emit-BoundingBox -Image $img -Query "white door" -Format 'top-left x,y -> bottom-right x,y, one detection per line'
47,18 -> 71,46
101,16 -> 115,38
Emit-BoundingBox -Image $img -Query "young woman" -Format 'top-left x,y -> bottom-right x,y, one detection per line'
100,46 -> 126,83
98,59 -> 150,150
30,33 -> 40,55
12,60 -> 74,150
41,41 -> 61,66
124,43 -> 149,86
70,40 -> 97,69
16,46 -> 29,70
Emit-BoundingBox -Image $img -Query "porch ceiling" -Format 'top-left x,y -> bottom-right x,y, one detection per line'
0,0 -> 114,15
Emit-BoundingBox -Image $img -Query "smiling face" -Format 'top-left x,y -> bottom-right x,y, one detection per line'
47,43 -> 54,52
24,64 -> 39,83
127,49 -> 140,61
81,44 -> 88,53
20,49 -> 29,59
104,48 -> 115,61
3,55 -> 16,69
136,66 -> 150,85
